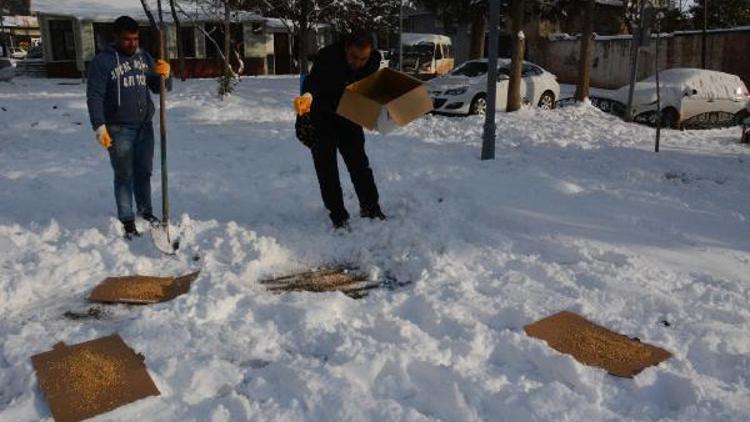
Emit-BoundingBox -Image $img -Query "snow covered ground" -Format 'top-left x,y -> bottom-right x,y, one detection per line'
1,76 -> 749,421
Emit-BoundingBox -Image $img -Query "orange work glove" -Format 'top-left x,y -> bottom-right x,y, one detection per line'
95,125 -> 112,149
154,59 -> 170,78
294,93 -> 313,116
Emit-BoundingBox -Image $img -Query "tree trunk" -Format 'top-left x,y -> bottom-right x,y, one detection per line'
575,0 -> 594,101
506,0 -> 525,112
224,1 -> 231,76
299,0 -> 311,75
169,0 -> 186,81
468,13 -> 486,60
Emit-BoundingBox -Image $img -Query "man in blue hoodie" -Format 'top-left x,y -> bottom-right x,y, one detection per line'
86,16 -> 171,239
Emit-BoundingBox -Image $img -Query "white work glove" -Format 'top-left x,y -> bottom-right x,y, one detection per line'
95,125 -> 112,149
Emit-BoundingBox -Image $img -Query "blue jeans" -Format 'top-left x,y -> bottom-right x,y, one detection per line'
107,122 -> 154,222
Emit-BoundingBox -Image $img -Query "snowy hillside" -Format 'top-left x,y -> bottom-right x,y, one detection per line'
1,77 -> 749,421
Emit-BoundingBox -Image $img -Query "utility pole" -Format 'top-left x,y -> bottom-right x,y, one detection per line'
701,0 -> 707,69
654,11 -> 663,152
481,0 -> 500,160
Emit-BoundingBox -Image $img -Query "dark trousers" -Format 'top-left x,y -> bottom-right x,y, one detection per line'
311,127 -> 380,224
107,122 -> 154,222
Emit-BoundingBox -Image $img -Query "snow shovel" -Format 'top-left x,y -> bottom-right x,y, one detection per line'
142,0 -> 179,255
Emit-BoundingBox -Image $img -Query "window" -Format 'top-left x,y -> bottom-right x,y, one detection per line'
49,20 -> 76,61
138,26 -> 158,58
181,26 -> 196,57
435,44 -> 443,60
93,23 -> 114,55
522,64 -> 543,77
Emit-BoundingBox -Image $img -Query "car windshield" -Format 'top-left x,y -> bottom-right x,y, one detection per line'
403,43 -> 434,57
452,62 -> 488,77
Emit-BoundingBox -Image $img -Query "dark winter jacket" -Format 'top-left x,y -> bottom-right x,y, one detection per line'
86,46 -> 171,130
303,42 -> 381,135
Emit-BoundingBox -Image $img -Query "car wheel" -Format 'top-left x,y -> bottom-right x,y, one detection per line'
661,107 -> 680,129
538,91 -> 555,110
470,94 -> 487,116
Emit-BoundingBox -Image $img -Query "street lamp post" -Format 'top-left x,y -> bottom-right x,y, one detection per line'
399,0 -> 404,72
481,0 -> 500,160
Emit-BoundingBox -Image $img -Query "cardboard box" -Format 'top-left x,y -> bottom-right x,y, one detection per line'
524,311 -> 672,378
336,68 -> 433,134
31,334 -> 160,422
88,271 -> 200,304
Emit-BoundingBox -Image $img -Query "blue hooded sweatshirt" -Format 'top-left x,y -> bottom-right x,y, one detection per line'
86,45 -> 171,130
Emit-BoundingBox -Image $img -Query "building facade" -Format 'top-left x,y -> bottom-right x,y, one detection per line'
33,3 -> 330,78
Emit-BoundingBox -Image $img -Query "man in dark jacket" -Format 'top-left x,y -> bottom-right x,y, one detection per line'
302,31 -> 386,230
86,16 -> 171,239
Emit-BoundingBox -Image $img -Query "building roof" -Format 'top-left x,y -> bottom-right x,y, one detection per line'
32,0 -> 265,23
33,0 -> 153,20
1,15 -> 39,28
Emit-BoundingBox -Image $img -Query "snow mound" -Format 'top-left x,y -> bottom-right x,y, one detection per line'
1,77 -> 750,421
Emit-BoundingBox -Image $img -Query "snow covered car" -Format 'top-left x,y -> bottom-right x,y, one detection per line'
0,57 -> 16,81
596,68 -> 750,129
428,59 -> 560,116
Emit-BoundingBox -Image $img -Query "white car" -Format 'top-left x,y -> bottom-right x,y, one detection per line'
602,68 -> 750,129
428,59 -> 560,115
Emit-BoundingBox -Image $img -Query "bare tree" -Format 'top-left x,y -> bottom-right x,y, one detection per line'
575,0 -> 594,101
259,0 -> 404,75
169,0 -> 187,81
506,0 -> 524,112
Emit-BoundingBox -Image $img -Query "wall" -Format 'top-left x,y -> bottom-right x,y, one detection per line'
539,28 -> 750,89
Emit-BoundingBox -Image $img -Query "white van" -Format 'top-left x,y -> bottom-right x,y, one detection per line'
399,33 -> 454,79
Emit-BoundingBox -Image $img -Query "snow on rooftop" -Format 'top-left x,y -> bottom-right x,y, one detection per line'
401,33 -> 452,46
31,0 -> 265,23
32,0 -> 153,20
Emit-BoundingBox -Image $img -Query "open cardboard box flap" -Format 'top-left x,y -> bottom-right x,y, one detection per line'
31,334 -> 160,422
337,68 -> 433,132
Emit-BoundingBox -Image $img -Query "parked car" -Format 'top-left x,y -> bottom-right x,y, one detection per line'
398,33 -> 454,79
9,47 -> 27,60
593,68 -> 750,129
427,59 -> 560,116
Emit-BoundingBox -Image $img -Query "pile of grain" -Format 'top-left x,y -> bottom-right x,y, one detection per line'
110,279 -> 167,301
44,349 -> 124,411
558,326 -> 653,365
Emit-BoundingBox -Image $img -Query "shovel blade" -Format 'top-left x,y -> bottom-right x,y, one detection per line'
151,223 -> 179,255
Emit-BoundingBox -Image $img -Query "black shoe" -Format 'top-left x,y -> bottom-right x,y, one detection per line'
333,219 -> 351,232
122,220 -> 141,240
140,212 -> 160,226
360,206 -> 387,221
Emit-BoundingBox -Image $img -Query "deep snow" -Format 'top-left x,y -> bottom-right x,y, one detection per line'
1,76 -> 749,421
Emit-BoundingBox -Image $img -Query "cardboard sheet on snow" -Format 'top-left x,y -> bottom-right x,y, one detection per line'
524,311 -> 672,378
336,68 -> 433,134
88,271 -> 200,304
31,334 -> 160,422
